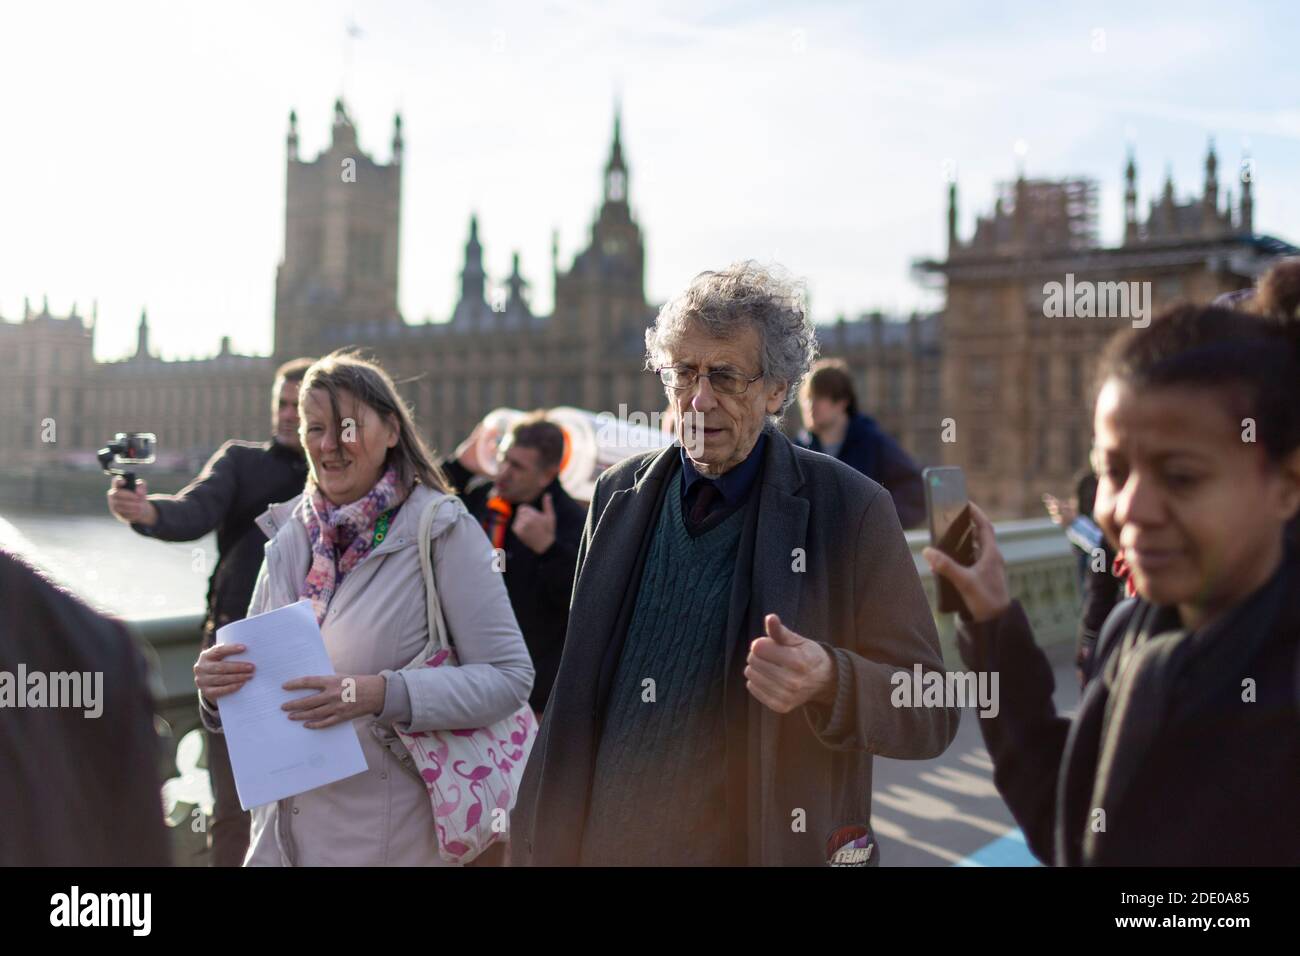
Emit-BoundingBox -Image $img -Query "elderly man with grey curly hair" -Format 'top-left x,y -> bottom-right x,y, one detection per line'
512,261 -> 959,866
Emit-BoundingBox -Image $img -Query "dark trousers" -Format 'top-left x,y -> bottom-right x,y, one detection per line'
204,728 -> 250,867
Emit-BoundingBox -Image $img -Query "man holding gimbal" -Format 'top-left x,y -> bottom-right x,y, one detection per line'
106,356 -> 313,866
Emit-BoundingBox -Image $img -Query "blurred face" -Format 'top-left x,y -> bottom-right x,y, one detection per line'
800,389 -> 848,433
494,440 -> 559,505
273,378 -> 302,451
299,387 -> 399,506
663,322 -> 787,478
1092,379 -> 1300,630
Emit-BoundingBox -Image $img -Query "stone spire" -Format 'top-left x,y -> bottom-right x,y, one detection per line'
1202,138 -> 1219,234
946,178 -> 959,255
603,102 -> 628,204
136,308 -> 151,358
1124,147 -> 1139,244
331,97 -> 357,151
453,214 -> 488,324
287,109 -> 299,161
1161,165 -> 1177,234
507,251 -> 528,306
1240,153 -> 1254,234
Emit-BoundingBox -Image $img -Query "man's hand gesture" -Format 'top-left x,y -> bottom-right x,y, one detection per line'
745,613 -> 836,713
512,493 -> 557,555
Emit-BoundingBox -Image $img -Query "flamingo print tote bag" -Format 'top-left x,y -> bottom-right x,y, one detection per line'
394,494 -> 539,864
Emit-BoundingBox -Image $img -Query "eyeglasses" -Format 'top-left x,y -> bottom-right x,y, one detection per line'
655,365 -> 764,396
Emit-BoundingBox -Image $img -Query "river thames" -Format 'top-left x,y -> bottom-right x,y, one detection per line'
0,510 -> 215,619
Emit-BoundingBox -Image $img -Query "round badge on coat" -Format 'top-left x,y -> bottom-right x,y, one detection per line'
826,824 -> 879,866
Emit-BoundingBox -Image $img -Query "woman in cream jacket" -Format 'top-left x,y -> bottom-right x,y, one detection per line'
194,351 -> 533,866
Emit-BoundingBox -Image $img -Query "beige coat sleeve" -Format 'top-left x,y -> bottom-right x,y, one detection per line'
393,511 -> 535,733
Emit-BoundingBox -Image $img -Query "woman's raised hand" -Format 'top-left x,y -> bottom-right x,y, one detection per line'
1041,492 -> 1076,527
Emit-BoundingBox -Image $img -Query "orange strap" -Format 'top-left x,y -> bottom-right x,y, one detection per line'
485,496 -> 513,550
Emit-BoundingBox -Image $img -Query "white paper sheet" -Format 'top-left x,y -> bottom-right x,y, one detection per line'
214,599 -> 368,810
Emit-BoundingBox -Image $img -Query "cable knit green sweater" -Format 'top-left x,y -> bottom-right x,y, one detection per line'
579,488 -> 745,866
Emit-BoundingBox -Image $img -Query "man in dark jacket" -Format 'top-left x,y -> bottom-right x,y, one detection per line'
443,413 -> 585,713
512,262 -> 957,866
797,358 -> 926,528
105,356 -> 312,866
0,552 -> 170,865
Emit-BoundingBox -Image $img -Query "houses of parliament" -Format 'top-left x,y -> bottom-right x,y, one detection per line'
1,99 -> 1293,516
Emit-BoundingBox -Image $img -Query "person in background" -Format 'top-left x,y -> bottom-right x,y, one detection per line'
1043,469 -> 1121,686
106,356 -> 313,866
193,350 -> 532,866
0,551 -> 170,865
926,302 -> 1300,865
512,261 -> 957,866
797,358 -> 926,528
445,414 -> 586,715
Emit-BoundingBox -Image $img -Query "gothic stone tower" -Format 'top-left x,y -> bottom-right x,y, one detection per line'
920,141 -> 1288,517
274,99 -> 403,358
553,105 -> 656,412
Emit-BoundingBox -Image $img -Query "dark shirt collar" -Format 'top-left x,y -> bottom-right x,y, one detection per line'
680,430 -> 768,506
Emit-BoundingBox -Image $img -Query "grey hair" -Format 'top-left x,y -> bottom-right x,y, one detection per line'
645,260 -> 819,418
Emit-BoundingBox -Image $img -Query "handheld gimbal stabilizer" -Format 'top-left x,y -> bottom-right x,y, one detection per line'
97,432 -> 157,491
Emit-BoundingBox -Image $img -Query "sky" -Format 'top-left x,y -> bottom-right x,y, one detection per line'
2,0 -> 1298,362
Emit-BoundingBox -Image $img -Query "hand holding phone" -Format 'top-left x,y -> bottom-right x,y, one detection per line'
923,468 -> 976,616
922,494 -> 1012,624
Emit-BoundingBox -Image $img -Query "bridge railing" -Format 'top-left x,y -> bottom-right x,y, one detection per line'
905,517 -> 1083,657
127,517 -> 1081,865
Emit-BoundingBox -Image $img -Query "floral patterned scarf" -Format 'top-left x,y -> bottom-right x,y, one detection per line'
297,464 -> 408,625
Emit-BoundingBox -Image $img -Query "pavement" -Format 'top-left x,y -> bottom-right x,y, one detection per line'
870,640 -> 1081,866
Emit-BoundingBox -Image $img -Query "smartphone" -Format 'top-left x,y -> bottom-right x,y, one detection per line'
923,466 -> 976,616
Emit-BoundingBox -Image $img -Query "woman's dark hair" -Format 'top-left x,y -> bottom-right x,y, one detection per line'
300,349 -> 451,494
1096,303 -> 1300,464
